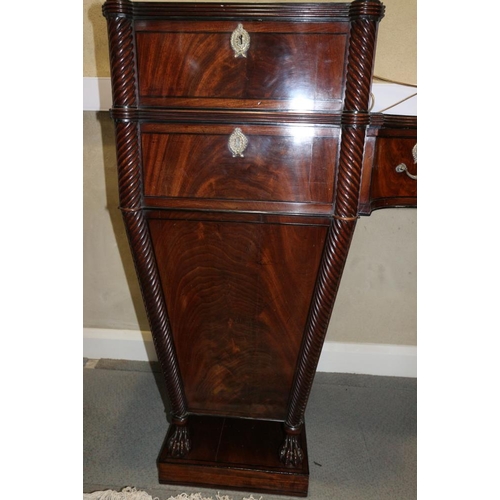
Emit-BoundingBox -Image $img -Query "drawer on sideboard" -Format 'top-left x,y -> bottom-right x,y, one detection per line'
372,136 -> 417,198
140,122 -> 339,205
359,129 -> 417,214
135,21 -> 348,110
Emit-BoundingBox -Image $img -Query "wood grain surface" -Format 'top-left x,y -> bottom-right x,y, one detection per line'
141,123 -> 338,203
136,26 -> 347,107
371,136 -> 417,199
148,216 -> 327,419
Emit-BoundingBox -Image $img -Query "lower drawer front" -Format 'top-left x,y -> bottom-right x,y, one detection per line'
371,136 -> 417,201
141,123 -> 338,204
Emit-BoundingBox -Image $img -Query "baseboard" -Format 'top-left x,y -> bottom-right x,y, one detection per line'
315,340 -> 416,377
83,77 -> 417,115
83,328 -> 157,363
83,328 -> 416,377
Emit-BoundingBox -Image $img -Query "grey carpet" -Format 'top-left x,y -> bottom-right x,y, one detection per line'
83,359 -> 416,500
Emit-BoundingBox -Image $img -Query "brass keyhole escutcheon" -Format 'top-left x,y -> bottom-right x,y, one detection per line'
231,24 -> 250,58
228,128 -> 249,157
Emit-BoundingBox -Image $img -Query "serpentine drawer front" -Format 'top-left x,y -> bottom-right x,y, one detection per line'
359,116 -> 418,214
103,0 -> 416,496
372,136 -> 417,197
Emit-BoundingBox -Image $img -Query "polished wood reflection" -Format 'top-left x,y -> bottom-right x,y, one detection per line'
136,25 -> 348,108
141,123 -> 338,204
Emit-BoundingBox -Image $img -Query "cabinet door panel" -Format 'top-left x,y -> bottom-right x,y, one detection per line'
148,217 -> 327,420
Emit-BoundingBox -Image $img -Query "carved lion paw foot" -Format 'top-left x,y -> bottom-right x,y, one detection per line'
167,424 -> 191,457
279,434 -> 303,467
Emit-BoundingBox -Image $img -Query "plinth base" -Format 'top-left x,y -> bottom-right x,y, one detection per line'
158,415 -> 309,497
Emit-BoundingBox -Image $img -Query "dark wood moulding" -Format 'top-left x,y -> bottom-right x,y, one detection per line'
103,1 -> 354,20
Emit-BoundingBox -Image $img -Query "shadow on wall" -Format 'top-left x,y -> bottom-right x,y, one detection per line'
96,111 -> 151,332
86,0 -> 150,331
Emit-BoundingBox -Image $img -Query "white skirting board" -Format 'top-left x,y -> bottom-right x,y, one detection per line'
83,328 -> 417,377
83,77 -> 417,115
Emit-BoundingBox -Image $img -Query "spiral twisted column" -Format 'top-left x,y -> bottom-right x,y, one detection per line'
280,0 -> 384,467
336,0 -> 383,219
102,0 -> 137,107
103,0 -> 190,457
335,120 -> 368,219
344,0 -> 384,112
122,209 -> 188,418
115,121 -> 141,209
114,123 -> 190,457
280,217 -> 356,466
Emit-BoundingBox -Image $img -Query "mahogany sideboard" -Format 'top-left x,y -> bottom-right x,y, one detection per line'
102,1 -> 416,496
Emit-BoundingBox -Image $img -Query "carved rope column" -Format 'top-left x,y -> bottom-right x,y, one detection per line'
103,0 -> 191,457
280,0 -> 384,467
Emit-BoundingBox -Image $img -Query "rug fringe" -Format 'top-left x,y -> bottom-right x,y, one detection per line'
84,488 -> 263,500
165,492 -> 263,500
83,486 -> 159,500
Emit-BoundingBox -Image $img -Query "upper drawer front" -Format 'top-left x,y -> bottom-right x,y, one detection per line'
141,123 -> 338,204
371,137 -> 417,202
135,21 -> 348,110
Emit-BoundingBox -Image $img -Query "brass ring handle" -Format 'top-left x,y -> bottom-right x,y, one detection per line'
228,128 -> 248,157
395,163 -> 417,180
231,24 -> 250,58
395,143 -> 417,180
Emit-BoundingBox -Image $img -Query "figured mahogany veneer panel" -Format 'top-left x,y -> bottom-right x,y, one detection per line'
135,22 -> 348,108
148,217 -> 328,419
371,136 -> 417,203
141,123 -> 338,204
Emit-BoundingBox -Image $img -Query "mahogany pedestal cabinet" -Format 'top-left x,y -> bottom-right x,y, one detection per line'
102,1 -> 417,496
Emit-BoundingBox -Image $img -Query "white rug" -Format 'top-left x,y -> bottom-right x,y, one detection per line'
83,487 -> 263,500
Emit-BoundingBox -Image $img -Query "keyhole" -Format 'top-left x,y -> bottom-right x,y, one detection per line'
238,34 -> 243,45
